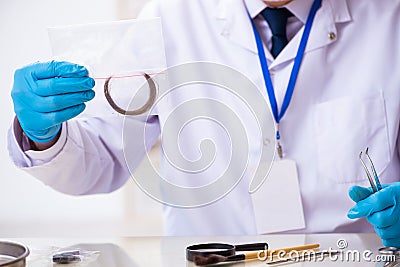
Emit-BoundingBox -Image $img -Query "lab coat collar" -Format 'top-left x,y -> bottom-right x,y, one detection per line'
270,0 -> 351,68
286,0 -> 314,24
215,0 -> 257,54
215,0 -> 351,67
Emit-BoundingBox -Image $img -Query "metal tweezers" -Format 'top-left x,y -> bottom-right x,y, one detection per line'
359,148 -> 382,193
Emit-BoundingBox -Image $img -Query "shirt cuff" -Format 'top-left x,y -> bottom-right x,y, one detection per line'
24,123 -> 67,162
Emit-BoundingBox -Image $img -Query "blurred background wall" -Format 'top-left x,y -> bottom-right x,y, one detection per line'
0,0 -> 163,237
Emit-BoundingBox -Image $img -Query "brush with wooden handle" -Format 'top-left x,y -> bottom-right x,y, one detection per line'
193,243 -> 320,266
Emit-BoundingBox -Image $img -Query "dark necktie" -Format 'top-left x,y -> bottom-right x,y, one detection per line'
261,7 -> 293,58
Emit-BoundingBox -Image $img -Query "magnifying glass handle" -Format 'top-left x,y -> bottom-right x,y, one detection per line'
235,243 -> 268,251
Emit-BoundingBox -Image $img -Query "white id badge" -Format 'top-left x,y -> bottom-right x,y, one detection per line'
251,159 -> 305,233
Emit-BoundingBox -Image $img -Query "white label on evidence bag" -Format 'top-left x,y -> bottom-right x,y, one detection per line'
251,159 -> 305,233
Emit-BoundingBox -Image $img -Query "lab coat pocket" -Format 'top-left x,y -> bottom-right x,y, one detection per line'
314,91 -> 390,184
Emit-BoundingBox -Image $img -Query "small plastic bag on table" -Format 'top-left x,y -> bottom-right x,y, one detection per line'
27,246 -> 99,267
52,249 -> 100,265
47,18 -> 166,117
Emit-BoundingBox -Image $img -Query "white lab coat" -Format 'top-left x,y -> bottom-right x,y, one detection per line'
8,0 -> 400,236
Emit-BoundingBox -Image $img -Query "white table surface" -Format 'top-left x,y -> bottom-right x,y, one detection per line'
7,233 -> 392,266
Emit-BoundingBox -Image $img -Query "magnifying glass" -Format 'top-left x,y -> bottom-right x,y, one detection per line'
186,242 -> 268,262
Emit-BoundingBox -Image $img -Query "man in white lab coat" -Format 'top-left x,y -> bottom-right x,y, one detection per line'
8,0 -> 400,246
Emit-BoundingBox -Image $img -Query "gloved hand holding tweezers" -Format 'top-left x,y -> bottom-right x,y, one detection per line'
347,148 -> 400,247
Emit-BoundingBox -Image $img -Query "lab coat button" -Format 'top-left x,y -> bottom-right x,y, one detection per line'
221,30 -> 229,37
263,138 -> 271,146
329,32 -> 336,41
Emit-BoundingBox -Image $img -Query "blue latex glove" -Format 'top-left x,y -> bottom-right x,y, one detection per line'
11,61 -> 95,143
348,183 -> 400,247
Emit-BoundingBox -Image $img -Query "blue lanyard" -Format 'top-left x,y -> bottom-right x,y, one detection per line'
250,0 -> 322,157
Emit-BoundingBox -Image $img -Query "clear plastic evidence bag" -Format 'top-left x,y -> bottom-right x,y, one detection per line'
48,18 -> 166,117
